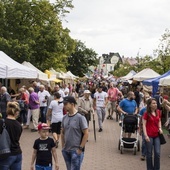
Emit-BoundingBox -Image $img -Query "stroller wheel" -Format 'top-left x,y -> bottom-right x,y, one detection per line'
120,146 -> 123,154
133,147 -> 137,155
137,140 -> 140,152
118,140 -> 120,150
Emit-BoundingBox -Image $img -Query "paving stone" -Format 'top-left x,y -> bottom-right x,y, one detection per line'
21,113 -> 170,170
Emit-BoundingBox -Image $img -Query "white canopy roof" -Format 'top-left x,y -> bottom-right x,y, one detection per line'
22,61 -> 48,81
121,70 -> 136,80
49,68 -> 75,79
0,51 -> 37,79
133,68 -> 160,81
66,71 -> 79,79
159,75 -> 170,86
0,63 -> 6,78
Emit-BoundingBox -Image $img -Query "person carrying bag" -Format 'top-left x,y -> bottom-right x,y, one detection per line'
0,119 -> 11,160
0,102 -> 23,170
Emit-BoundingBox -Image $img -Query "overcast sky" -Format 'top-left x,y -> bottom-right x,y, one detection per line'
51,0 -> 170,58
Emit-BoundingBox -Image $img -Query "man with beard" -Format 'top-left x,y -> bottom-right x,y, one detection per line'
61,96 -> 88,170
117,91 -> 138,137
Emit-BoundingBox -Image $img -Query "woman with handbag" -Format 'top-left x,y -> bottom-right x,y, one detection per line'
0,102 -> 23,170
142,98 -> 163,170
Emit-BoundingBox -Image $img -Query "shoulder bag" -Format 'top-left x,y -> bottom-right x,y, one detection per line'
0,119 -> 11,160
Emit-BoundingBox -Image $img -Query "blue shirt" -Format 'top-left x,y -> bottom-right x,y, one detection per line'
119,98 -> 137,114
139,106 -> 146,116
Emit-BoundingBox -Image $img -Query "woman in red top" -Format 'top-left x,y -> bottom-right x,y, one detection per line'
143,98 -> 163,170
19,87 -> 29,126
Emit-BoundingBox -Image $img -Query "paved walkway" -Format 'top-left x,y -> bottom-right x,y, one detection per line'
21,113 -> 170,170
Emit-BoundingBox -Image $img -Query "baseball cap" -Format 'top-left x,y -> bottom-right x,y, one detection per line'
38,123 -> 50,131
84,90 -> 91,94
63,96 -> 77,104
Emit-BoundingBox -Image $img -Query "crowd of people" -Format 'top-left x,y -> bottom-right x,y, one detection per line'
0,79 -> 170,170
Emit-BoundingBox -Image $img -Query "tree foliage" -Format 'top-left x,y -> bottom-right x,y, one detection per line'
53,0 -> 74,20
67,40 -> 98,77
0,0 -> 75,71
154,29 -> 170,73
112,29 -> 170,77
112,56 -> 162,77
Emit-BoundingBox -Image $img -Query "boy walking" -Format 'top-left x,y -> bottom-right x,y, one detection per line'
30,123 -> 59,170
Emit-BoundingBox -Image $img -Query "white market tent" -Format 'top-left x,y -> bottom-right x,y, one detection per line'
0,63 -> 6,78
159,75 -> 170,86
0,51 -> 37,79
133,68 -> 160,81
49,68 -> 65,79
66,71 -> 79,79
121,70 -> 136,80
22,61 -> 48,81
61,71 -> 73,79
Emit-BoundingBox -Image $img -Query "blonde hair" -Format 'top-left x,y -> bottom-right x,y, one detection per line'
7,102 -> 20,116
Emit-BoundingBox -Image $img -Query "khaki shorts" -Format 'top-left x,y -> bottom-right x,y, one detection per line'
107,101 -> 117,111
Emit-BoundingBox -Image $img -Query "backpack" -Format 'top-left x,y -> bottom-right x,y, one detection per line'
0,119 -> 11,160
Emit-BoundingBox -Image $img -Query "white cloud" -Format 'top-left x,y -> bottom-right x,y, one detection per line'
51,0 -> 170,57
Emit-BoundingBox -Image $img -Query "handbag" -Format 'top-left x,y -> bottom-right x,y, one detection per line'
0,119 -> 11,160
159,133 -> 166,145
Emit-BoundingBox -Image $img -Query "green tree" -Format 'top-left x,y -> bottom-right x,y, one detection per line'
112,56 -> 161,77
0,0 -> 75,71
54,0 -> 74,19
67,40 -> 98,77
155,29 -> 170,73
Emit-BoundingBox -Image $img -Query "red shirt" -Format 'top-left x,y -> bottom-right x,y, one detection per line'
143,110 -> 161,137
107,88 -> 119,102
21,92 -> 29,104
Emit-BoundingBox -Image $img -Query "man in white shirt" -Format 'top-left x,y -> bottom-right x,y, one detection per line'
93,86 -> 108,132
38,85 -> 51,123
63,84 -> 69,97
54,85 -> 65,98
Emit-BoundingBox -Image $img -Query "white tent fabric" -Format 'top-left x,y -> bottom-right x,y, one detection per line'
66,71 -> 79,79
159,75 -> 170,86
61,71 -> 72,79
133,68 -> 160,81
121,70 -> 136,80
0,51 -> 37,79
49,68 -> 65,79
22,61 -> 48,81
0,63 -> 6,78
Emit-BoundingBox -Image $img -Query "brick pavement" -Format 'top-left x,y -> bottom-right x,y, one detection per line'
21,113 -> 170,170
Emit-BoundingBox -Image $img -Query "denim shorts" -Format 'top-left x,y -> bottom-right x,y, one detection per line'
35,164 -> 52,170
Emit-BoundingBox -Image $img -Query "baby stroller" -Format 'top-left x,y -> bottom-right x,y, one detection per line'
118,114 -> 140,155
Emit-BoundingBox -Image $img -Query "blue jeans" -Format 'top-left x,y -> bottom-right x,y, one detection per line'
35,165 -> 52,170
62,149 -> 84,170
0,154 -> 22,170
20,109 -> 27,124
145,136 -> 160,170
40,107 -> 47,123
142,133 -> 146,156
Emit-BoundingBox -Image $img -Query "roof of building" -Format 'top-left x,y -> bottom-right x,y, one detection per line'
102,52 -> 122,64
122,57 -> 138,66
